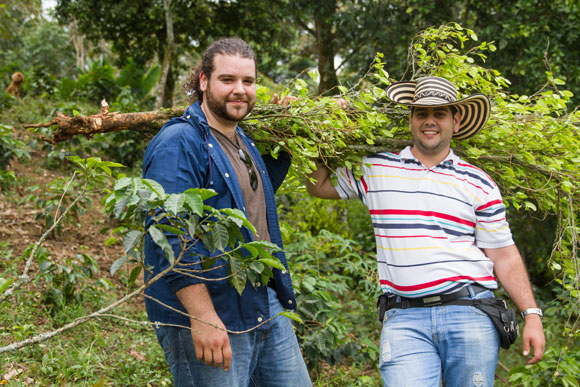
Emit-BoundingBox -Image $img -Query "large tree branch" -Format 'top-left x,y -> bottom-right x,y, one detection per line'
23,100 -> 184,144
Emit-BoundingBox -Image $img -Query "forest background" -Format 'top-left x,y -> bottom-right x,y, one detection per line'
1,0 -> 579,385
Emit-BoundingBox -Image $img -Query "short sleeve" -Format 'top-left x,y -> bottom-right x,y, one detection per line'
333,166 -> 363,200
474,183 -> 514,249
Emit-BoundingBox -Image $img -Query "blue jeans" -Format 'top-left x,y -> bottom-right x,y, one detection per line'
154,287 -> 312,387
379,288 -> 500,387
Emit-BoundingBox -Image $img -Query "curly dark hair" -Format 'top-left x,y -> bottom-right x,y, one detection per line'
183,37 -> 256,103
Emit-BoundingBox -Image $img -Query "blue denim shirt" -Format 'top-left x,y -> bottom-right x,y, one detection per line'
142,102 -> 296,331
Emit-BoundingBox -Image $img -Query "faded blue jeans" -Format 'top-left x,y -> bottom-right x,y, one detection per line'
154,287 -> 312,387
379,288 -> 500,387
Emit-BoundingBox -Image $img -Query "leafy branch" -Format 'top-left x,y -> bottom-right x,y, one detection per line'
0,156 -> 302,354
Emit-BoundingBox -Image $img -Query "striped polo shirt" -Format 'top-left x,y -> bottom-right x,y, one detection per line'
334,146 -> 514,297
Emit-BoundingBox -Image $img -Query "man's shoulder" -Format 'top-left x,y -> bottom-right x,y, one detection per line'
153,117 -> 204,146
448,152 -> 498,188
365,150 -> 417,167
366,150 -> 399,160
451,154 -> 488,175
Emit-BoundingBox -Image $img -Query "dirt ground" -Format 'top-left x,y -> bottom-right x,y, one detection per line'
0,150 -> 130,294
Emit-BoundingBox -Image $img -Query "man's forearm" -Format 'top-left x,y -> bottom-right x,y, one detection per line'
484,245 -> 538,311
485,244 -> 545,363
176,283 -> 220,323
306,161 -> 340,199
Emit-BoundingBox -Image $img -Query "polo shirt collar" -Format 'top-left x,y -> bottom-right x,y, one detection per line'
399,146 -> 459,166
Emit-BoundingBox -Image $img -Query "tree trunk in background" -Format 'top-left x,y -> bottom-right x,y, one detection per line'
161,65 -> 176,108
69,20 -> 86,69
315,0 -> 339,95
155,0 -> 175,109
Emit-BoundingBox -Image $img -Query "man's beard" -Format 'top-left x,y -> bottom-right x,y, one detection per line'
205,84 -> 255,122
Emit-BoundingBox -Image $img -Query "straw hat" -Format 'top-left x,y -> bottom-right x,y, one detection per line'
385,76 -> 491,139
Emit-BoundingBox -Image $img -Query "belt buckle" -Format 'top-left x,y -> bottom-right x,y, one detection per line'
422,295 -> 442,307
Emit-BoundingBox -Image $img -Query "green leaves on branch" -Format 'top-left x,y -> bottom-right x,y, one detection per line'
249,23 -> 579,217
0,277 -> 16,295
103,176 -> 283,295
248,23 -> 579,310
67,155 -> 124,181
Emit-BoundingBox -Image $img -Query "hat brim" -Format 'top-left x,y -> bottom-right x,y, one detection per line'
386,81 -> 491,139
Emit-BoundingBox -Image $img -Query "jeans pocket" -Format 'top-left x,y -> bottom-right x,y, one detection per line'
468,305 -> 489,317
383,308 -> 400,323
471,289 -> 495,300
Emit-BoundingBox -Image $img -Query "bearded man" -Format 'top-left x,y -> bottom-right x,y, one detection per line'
143,37 -> 311,387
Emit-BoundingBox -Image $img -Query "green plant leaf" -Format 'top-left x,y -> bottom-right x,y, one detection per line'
0,277 -> 15,294
213,223 -> 229,252
229,256 -> 246,296
156,224 -> 185,236
148,225 -> 175,264
141,65 -> 161,93
279,311 -> 304,324
128,265 -> 142,286
201,256 -> 217,270
258,257 -> 285,270
142,178 -> 166,199
183,189 -> 203,216
250,260 -> 265,273
110,255 -> 128,275
164,194 -> 185,215
123,230 -> 144,255
114,177 -> 132,191
220,208 -> 256,233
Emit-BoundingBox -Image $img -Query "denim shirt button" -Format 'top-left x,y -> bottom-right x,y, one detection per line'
225,173 -> 230,178
251,143 -> 255,146
186,115 -> 191,118
282,270 -> 287,274
257,317 -> 263,322
288,300 -> 293,305
208,143 -> 213,148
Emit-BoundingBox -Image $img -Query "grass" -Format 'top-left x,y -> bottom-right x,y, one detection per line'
0,238 -> 172,385
1,316 -> 172,386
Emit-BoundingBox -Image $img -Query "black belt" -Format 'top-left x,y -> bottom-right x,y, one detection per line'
378,285 -> 490,315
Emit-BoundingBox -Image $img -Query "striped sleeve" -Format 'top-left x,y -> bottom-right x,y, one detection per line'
474,179 -> 514,249
333,166 -> 363,200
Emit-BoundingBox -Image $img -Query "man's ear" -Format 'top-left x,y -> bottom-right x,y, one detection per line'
200,72 -> 208,93
453,110 -> 461,133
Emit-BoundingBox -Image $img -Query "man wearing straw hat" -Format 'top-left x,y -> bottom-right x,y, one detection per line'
307,76 -> 545,386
